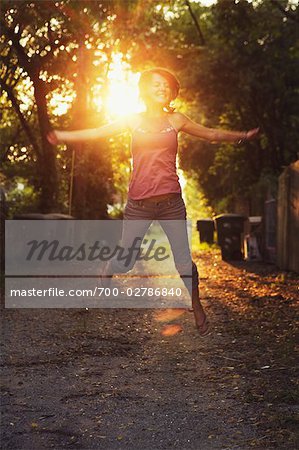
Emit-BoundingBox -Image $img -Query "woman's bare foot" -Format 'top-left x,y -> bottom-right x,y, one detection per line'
192,298 -> 210,336
196,314 -> 210,336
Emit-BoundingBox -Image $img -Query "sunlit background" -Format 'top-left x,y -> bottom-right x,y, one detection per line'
12,1 -> 221,221
12,37 -> 215,222
48,51 -> 143,117
47,50 -> 189,205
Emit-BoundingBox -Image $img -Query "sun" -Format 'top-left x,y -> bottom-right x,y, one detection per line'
102,53 -> 144,118
46,52 -> 142,118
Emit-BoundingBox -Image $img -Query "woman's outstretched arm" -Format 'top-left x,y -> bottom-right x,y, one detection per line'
173,112 -> 259,143
47,116 -> 130,145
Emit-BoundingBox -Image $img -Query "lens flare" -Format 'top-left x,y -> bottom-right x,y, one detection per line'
154,308 -> 186,323
161,324 -> 183,336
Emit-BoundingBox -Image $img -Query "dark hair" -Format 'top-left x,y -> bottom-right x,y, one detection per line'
138,67 -> 180,113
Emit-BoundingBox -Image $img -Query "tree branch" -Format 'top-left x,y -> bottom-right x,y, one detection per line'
0,79 -> 41,157
0,18 -> 34,75
185,0 -> 205,46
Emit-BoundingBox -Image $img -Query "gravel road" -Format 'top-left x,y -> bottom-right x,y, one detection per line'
1,249 -> 298,449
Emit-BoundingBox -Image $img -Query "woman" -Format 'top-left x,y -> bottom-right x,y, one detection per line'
47,67 -> 259,336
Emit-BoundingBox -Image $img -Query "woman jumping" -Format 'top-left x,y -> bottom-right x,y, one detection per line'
47,67 -> 259,336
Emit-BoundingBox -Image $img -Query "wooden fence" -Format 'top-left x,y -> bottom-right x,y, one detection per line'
277,160 -> 299,273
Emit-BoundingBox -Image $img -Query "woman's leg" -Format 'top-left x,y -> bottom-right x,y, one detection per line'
101,199 -> 153,282
108,220 -> 152,274
157,197 -> 209,333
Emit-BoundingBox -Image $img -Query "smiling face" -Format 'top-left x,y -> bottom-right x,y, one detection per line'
144,73 -> 172,107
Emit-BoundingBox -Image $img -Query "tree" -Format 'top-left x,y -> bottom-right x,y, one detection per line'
0,1 -> 74,211
175,0 -> 299,213
0,0 -> 123,215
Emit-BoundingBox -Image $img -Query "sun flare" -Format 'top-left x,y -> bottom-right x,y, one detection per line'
103,53 -> 144,118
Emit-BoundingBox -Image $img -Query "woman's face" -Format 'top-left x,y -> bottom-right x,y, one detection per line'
145,73 -> 172,106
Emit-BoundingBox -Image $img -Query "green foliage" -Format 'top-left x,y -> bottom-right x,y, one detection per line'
177,0 -> 299,213
1,0 -> 298,217
0,1 -> 121,217
4,177 -> 39,219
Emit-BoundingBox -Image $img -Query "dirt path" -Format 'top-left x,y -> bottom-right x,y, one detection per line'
1,249 -> 298,449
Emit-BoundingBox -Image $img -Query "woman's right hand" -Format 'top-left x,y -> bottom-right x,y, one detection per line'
46,117 -> 130,144
47,130 -> 59,145
246,127 -> 260,141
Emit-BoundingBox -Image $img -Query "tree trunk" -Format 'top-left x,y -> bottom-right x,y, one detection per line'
33,74 -> 58,213
71,42 -> 90,219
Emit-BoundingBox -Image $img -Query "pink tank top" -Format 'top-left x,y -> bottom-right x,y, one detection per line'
128,113 -> 182,200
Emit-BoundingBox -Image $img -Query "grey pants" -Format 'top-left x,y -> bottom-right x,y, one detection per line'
109,195 -> 200,303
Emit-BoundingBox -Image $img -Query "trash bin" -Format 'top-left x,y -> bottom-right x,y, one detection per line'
196,219 -> 215,244
214,214 -> 247,261
244,216 -> 262,261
